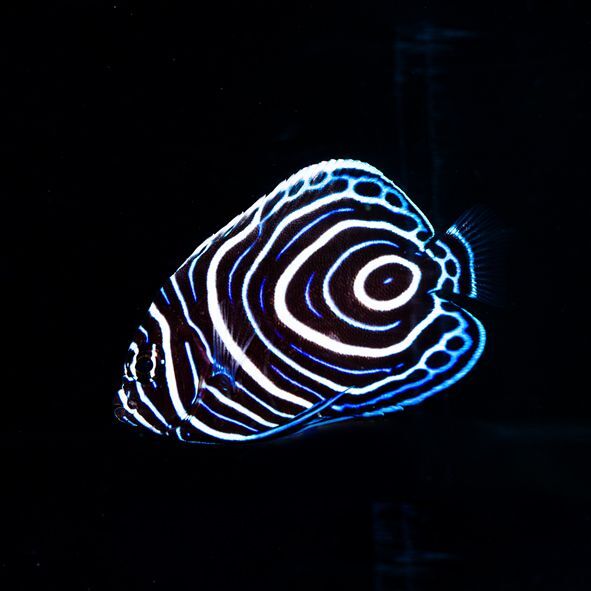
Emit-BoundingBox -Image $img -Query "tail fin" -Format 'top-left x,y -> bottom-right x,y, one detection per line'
437,206 -> 509,306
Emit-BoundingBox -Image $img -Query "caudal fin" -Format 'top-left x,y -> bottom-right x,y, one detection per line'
438,206 -> 509,306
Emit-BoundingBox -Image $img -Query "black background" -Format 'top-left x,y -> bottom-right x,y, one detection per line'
3,2 -> 590,590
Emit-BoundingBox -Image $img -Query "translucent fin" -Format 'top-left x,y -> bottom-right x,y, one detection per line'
439,206 -> 509,306
212,299 -> 255,386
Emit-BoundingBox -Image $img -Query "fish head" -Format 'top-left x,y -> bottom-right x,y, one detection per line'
114,321 -> 175,437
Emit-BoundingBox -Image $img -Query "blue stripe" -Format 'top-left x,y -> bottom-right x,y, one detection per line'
290,343 -> 391,376
271,364 -> 324,401
235,382 -> 294,419
189,257 -> 199,302
139,326 -> 149,343
259,276 -> 267,312
199,401 -> 258,433
275,207 -> 355,260
160,287 -> 171,305
305,273 -> 323,319
333,313 -> 482,412
228,237 -> 258,303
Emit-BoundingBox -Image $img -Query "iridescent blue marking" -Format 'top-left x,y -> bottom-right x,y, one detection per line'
296,412 -> 366,435
199,401 -> 258,433
290,343 -> 391,376
186,232 -> 218,302
305,273 -> 323,319
270,364 -> 324,401
188,256 -> 199,302
184,341 -> 200,406
160,287 -> 170,305
139,326 -> 149,343
178,387 -> 352,444
243,388 -> 349,442
396,314 -> 486,409
259,174 -> 339,226
228,240 -> 257,303
259,276 -> 267,312
355,328 -> 483,418
385,186 -> 408,207
121,415 -> 139,428
275,207 -> 355,261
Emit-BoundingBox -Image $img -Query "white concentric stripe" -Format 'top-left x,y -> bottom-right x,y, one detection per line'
204,385 -> 278,428
267,303 -> 464,398
353,254 -> 421,311
207,229 -> 313,409
322,239 -> 404,331
184,341 -> 200,405
347,304 -> 471,395
149,344 -> 158,379
129,341 -> 139,379
149,303 -> 187,420
338,308 -> 486,410
170,274 -> 214,364
235,382 -> 295,419
182,159 -> 431,276
274,220 -> 441,357
205,162 -> 433,399
188,254 -> 200,302
187,415 -> 248,441
136,382 -> 170,428
186,194 -> 267,260
237,193 -> 428,394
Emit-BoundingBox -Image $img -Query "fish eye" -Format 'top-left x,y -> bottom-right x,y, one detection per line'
135,354 -> 154,379
210,372 -> 233,394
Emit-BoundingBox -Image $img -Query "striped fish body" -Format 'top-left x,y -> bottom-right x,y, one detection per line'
116,160 -> 486,443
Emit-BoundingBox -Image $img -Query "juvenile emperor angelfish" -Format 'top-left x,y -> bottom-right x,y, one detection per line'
116,160 -> 490,443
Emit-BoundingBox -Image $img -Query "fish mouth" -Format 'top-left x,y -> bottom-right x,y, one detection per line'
114,404 -> 135,425
114,387 -> 139,427
114,386 -> 169,435
114,405 -> 141,428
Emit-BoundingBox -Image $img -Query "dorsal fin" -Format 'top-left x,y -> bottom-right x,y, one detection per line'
263,159 -> 435,242
437,206 -> 509,305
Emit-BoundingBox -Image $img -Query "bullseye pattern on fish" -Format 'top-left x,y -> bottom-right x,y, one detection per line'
116,160 -> 488,443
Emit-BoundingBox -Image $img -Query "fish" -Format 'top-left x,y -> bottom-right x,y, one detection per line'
115,159 -> 492,444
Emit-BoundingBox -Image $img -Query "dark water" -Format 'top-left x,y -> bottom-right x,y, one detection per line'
3,2 -> 590,589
